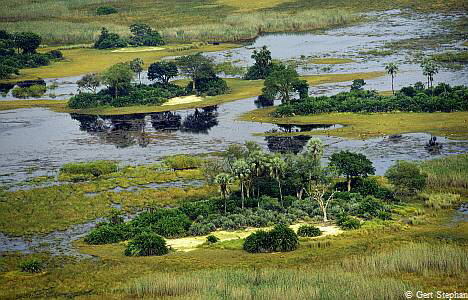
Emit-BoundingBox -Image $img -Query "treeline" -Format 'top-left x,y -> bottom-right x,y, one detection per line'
274,82 -> 468,117
94,23 -> 164,49
0,30 -> 63,79
69,53 -> 229,109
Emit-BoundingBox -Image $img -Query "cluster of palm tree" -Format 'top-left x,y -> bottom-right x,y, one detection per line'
384,59 -> 439,94
213,139 -> 335,220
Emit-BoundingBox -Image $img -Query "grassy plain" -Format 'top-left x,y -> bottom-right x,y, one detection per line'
240,109 -> 468,140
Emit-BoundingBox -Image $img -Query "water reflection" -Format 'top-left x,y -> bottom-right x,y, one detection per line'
70,106 -> 219,147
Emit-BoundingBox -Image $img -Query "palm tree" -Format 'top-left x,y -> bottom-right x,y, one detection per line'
269,155 -> 286,207
385,63 -> 399,94
421,60 -> 439,90
215,173 -> 233,214
305,138 -> 324,162
232,159 -> 251,209
247,150 -> 270,202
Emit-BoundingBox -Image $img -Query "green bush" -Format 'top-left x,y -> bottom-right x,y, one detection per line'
19,259 -> 44,273
163,155 -> 204,170
84,223 -> 129,245
385,161 -> 427,196
297,224 -> 322,237
336,214 -> 361,230
129,209 -> 191,238
355,196 -> 388,219
124,232 -> 169,256
243,224 -> 299,253
206,235 -> 219,244
59,160 -> 118,179
94,27 -> 127,49
274,84 -> 468,117
96,6 -> 118,15
11,85 -> 46,98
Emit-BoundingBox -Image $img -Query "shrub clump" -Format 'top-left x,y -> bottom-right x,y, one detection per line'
243,224 -> 299,253
59,160 -> 118,180
129,209 -> 191,238
385,161 -> 427,196
297,224 -> 322,237
124,232 -> 169,256
163,155 -> 204,170
11,85 -> 46,98
19,258 -> 44,273
336,214 -> 361,230
84,223 -> 129,245
96,6 -> 118,15
206,235 -> 219,244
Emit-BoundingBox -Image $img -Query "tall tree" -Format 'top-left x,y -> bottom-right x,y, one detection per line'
77,73 -> 100,94
421,60 -> 439,90
232,159 -> 251,209
262,64 -> 301,103
329,150 -> 375,192
176,53 -> 215,92
247,150 -> 270,203
215,173 -> 233,214
13,32 -> 41,54
385,63 -> 398,95
305,138 -> 324,162
129,23 -> 164,46
147,61 -> 178,85
129,58 -> 144,85
244,45 -> 273,79
101,63 -> 134,98
269,155 -> 286,207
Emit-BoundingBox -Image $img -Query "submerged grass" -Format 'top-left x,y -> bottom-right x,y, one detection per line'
0,162 -> 213,235
240,110 -> 468,140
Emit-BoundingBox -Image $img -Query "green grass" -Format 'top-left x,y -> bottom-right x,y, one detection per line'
121,268 -> 415,299
0,100 -> 67,111
420,154 -> 468,189
240,109 -> 468,140
432,51 -> 468,63
359,49 -> 394,56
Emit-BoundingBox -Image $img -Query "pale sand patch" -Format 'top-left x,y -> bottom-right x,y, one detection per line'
166,223 -> 343,252
111,46 -> 166,53
162,95 -> 203,106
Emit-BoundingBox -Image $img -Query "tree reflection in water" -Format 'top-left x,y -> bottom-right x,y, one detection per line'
69,106 -> 219,148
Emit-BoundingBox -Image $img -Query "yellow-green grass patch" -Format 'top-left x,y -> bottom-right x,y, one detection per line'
240,109 -> 468,140
0,43 -> 241,83
0,100 -> 67,111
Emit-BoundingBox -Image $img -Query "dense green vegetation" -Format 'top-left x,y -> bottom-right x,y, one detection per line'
0,30 -> 63,79
274,82 -> 468,117
69,53 -> 229,109
94,23 -> 164,49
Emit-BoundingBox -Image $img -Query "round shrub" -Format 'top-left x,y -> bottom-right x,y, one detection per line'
243,230 -> 273,253
385,161 -> 427,196
206,235 -> 219,244
188,222 -> 214,236
84,223 -> 128,245
124,232 -> 168,257
243,224 -> 299,253
46,50 -> 63,59
269,224 -> 299,252
19,258 -> 43,273
336,214 -> 361,230
297,224 -> 322,237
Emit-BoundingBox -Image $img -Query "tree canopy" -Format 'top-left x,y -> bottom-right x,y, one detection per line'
261,64 -> 308,103
100,62 -> 134,97
129,23 -> 164,46
148,61 -> 178,85
244,46 -> 273,80
329,150 -> 375,191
